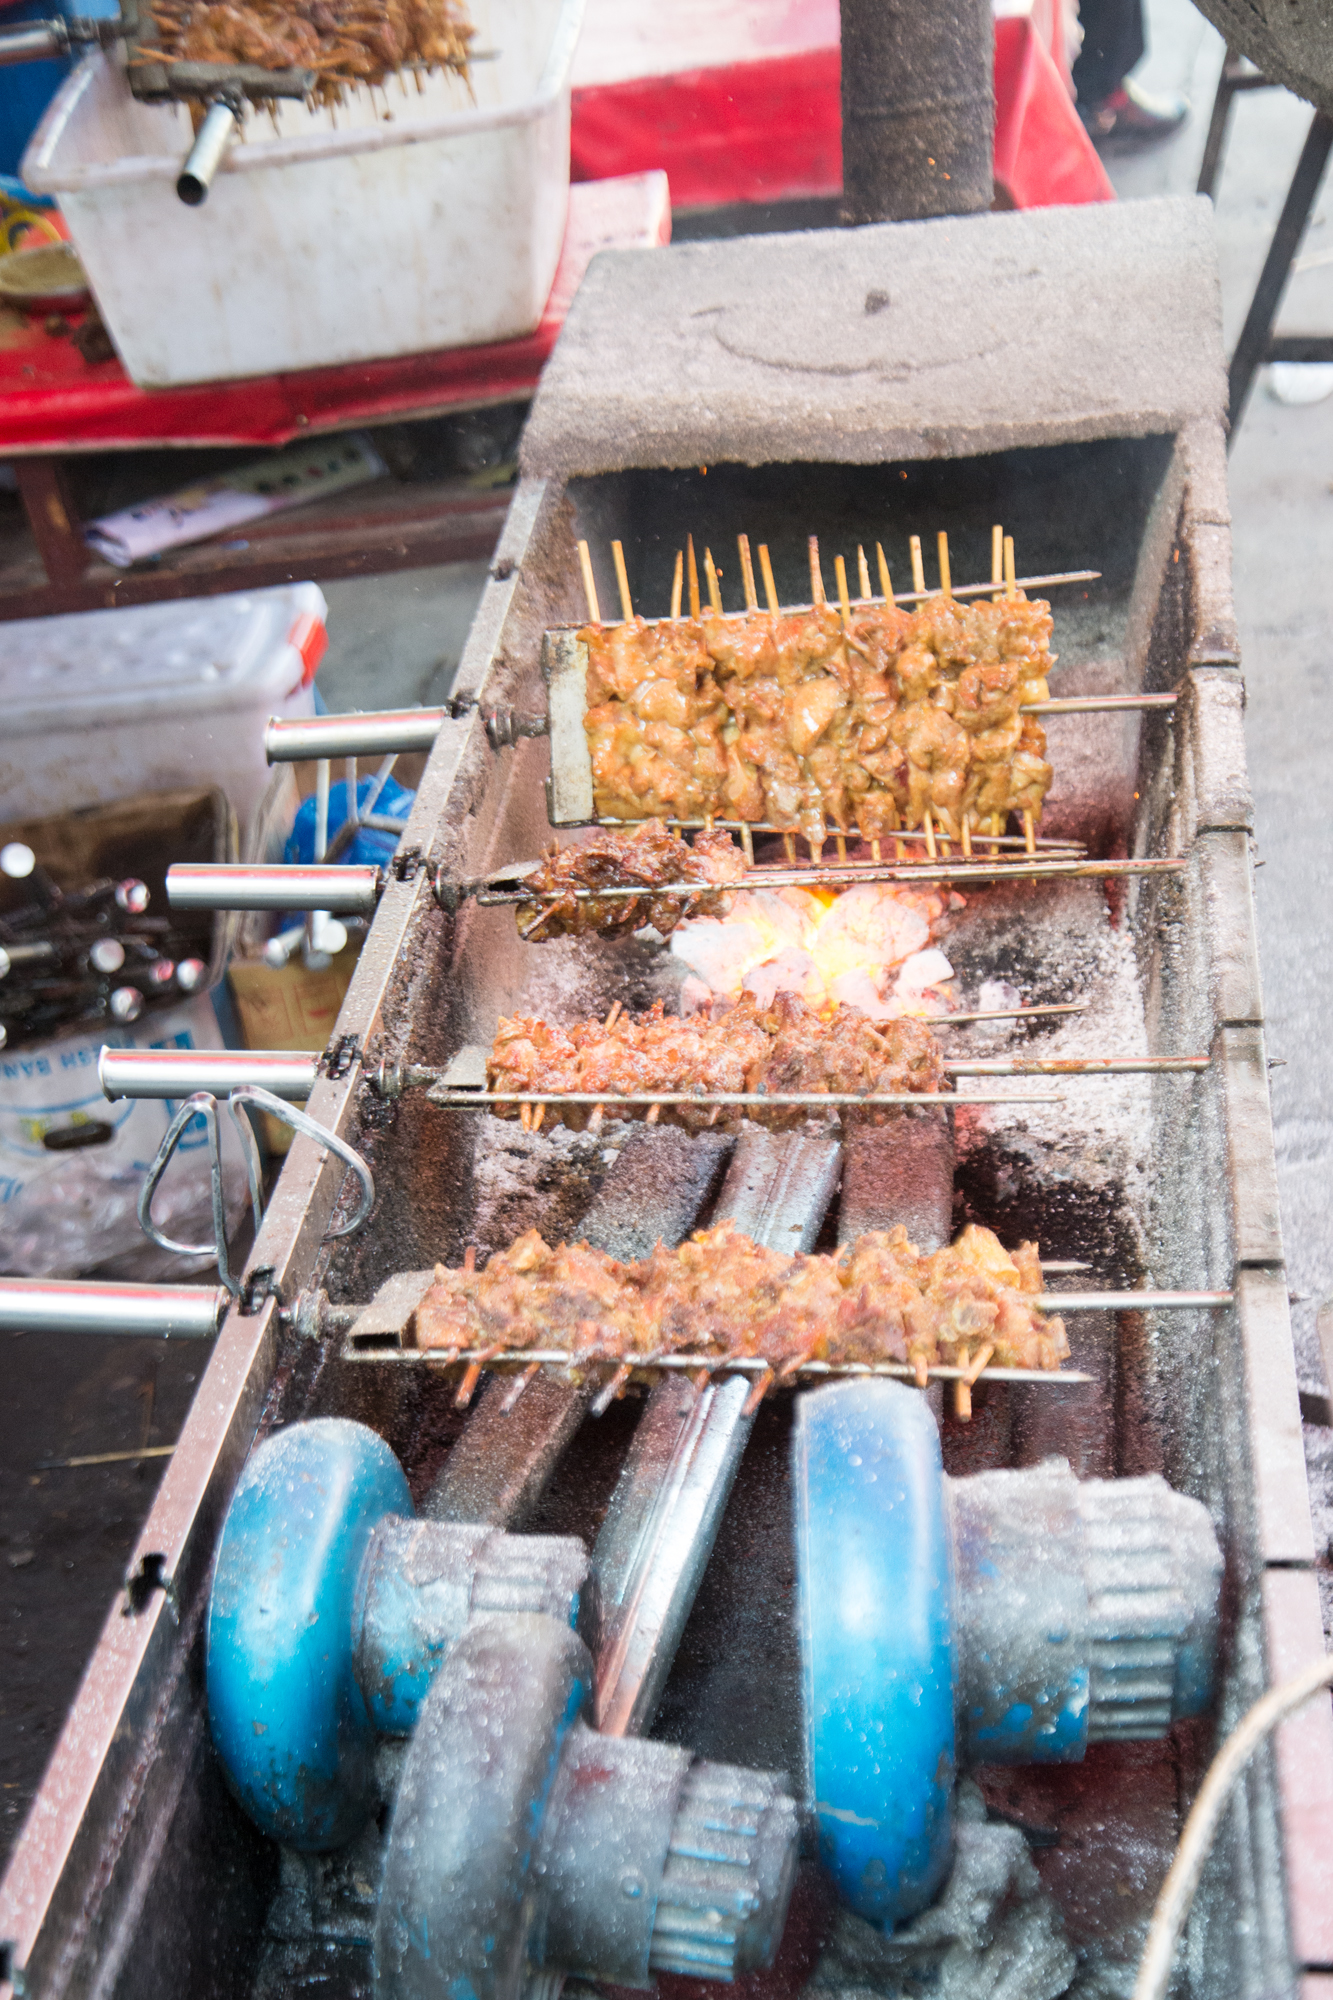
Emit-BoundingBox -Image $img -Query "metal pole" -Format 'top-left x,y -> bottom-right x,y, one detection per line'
839,0 -> 994,224
1228,109 -> 1333,432
0,1279 -> 228,1339
99,1046 -> 319,1103
166,863 -> 382,914
266,709 -> 447,763
177,97 -> 240,206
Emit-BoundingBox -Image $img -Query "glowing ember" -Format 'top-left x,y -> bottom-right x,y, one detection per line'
671,882 -> 961,1019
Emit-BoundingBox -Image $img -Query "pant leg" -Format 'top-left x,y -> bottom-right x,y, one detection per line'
1071,0 -> 1146,106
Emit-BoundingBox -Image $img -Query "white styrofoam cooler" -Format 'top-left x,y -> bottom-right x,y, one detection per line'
22,0 -> 584,386
0,582 -> 324,836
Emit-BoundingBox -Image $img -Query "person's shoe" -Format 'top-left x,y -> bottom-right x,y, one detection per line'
1080,76 -> 1189,149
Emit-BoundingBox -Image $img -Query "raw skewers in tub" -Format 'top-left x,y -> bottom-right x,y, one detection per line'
141,0 -> 474,106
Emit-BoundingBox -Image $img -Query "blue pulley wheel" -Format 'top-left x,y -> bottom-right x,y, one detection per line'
793,1379 -> 956,1928
207,1417 -> 413,1849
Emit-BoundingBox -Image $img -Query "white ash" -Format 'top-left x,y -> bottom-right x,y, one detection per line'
947,883 -> 1152,1222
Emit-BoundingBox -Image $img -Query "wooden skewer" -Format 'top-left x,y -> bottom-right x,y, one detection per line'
611,539 -> 633,621
1004,534 -> 1017,600
783,832 -> 797,863
857,545 -> 872,600
965,1342 -> 996,1385
744,1368 -> 776,1416
687,534 -> 701,619
670,550 -> 683,619
463,1245 -> 477,1273
604,999 -> 622,1029
520,1103 -> 533,1131
738,534 -> 759,611
1022,810 -> 1037,856
704,547 -> 723,613
923,808 -> 937,860
953,1375 -> 972,1422
646,1102 -> 661,1123
913,1352 -> 929,1389
531,1104 -> 546,1132
740,823 -> 754,863
500,1361 -> 542,1413
836,833 -> 848,861
808,535 -> 826,606
758,543 -> 780,614
834,553 -> 852,623
877,541 -> 893,601
910,534 -> 926,596
588,1104 -> 605,1134
871,837 -> 882,862
991,523 -> 1003,589
961,816 -> 973,858
455,1360 -> 484,1409
577,539 -> 601,623
592,1363 -> 633,1417
937,530 -> 952,597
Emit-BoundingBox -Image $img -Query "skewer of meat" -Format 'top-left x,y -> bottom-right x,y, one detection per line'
412,1219 -> 1071,1389
577,531 -> 1054,853
486,991 -> 950,1133
514,821 -> 746,942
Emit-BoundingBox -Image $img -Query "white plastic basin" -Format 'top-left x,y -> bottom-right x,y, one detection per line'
23,0 -> 584,386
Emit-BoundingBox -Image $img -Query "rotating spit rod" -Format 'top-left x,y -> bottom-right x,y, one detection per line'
99,1045 -> 319,1103
177,93 -> 243,206
166,862 -> 382,914
0,1277 -> 229,1339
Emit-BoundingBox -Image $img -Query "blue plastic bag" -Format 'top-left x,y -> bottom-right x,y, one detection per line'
285,775 -> 414,870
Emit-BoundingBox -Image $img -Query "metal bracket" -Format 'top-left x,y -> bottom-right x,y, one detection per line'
137,1087 -> 376,1292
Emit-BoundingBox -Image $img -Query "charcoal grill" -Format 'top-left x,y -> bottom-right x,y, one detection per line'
0,195 -> 1328,2000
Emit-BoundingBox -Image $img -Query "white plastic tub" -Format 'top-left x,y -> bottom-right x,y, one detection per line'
22,0 -> 584,386
0,582 -> 324,837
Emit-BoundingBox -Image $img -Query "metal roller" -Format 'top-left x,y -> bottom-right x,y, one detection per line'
166,863 -> 382,914
99,1046 -> 320,1103
0,1278 -> 229,1340
266,709 -> 449,763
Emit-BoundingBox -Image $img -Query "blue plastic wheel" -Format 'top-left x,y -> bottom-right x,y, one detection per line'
207,1417 -> 412,1850
793,1380 -> 956,1928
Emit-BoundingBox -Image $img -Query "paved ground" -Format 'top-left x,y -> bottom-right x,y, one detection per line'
6,0 -> 1333,1871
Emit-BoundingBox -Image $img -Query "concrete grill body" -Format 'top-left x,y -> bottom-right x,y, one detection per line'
1,195 -> 1330,2000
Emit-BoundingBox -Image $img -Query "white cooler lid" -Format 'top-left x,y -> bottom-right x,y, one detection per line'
0,582 -> 327,736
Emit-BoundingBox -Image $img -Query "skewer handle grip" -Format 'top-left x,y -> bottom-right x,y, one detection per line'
100,1046 -> 319,1102
166,863 -> 381,914
266,708 -> 448,763
0,19 -> 66,62
177,97 -> 239,206
0,1278 -> 228,1339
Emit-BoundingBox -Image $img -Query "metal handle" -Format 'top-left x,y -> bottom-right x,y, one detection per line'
0,20 -> 68,63
167,863 -> 382,915
266,709 -> 448,763
0,1277 -> 227,1339
137,1086 -> 375,1293
177,97 -> 240,206
100,1046 -> 319,1103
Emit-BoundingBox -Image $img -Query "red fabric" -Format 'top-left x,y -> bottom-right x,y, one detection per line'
993,17 -> 1114,209
571,47 -> 842,209
0,171 -> 670,453
570,20 -> 1112,213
